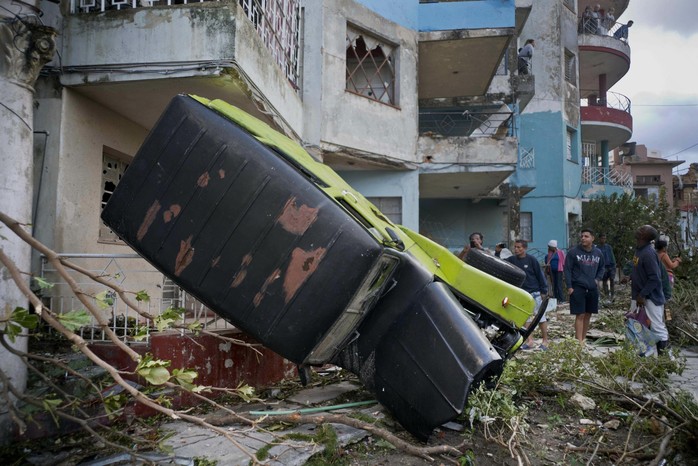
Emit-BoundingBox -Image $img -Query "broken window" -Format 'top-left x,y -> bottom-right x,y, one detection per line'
346,26 -> 396,105
100,148 -> 130,243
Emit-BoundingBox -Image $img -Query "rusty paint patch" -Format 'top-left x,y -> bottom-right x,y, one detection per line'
163,204 -> 182,223
137,200 -> 161,242
197,172 -> 210,187
253,268 -> 281,307
174,235 -> 195,276
283,247 -> 326,303
231,254 -> 253,288
218,169 -> 225,179
276,197 -> 319,235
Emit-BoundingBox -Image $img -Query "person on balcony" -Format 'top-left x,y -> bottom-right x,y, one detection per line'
517,39 -> 535,75
603,8 -> 616,35
613,20 -> 634,42
592,4 -> 602,34
580,6 -> 597,34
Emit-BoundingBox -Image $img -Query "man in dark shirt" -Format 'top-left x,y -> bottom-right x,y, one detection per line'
507,240 -> 548,349
598,234 -> 616,300
564,229 -> 605,344
630,225 -> 668,353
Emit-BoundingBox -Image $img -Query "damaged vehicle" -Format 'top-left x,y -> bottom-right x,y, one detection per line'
101,95 -> 547,440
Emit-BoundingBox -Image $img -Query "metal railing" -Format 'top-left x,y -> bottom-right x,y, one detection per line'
419,110 -> 513,138
578,14 -> 632,43
582,166 -> 633,188
39,253 -> 231,343
69,0 -> 301,89
519,147 -> 535,169
580,90 -> 631,113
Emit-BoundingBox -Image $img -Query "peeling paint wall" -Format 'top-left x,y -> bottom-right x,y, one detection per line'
518,0 -> 582,252
319,0 -> 419,163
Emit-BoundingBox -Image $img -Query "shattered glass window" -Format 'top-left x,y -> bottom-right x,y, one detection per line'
346,25 -> 397,105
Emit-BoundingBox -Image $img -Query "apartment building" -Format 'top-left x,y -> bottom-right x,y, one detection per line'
515,0 -> 634,252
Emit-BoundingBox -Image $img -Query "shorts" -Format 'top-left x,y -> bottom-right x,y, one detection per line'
525,291 -> 547,324
569,286 -> 599,315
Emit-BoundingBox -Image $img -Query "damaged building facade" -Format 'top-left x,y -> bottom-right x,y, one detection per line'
21,0 -> 538,301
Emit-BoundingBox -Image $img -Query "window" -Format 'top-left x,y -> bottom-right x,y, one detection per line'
346,25 -> 396,105
566,128 -> 578,162
636,175 -> 662,184
564,49 -> 576,84
100,147 -> 130,243
520,212 -> 532,242
367,197 -> 402,225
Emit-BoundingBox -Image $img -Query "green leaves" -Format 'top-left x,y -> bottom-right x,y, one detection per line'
136,355 -> 171,386
154,307 -> 185,332
136,355 -> 203,392
172,368 -> 199,391
135,290 -> 150,302
32,276 -> 54,290
2,308 -> 40,343
56,310 -> 91,332
95,290 -> 116,309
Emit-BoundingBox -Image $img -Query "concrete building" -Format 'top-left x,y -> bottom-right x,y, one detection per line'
16,0 -> 536,302
613,144 -> 682,207
0,0 -> 536,438
674,163 -> 698,250
515,0 -> 634,253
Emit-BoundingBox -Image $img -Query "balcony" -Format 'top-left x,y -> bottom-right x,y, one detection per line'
578,19 -> 631,92
417,108 -> 518,199
60,0 -> 302,131
580,91 -> 633,151
581,166 -> 633,198
417,0 -> 516,100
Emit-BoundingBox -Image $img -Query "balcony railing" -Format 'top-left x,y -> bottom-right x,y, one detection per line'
519,147 -> 534,169
419,110 -> 513,138
69,0 -> 301,89
580,90 -> 631,113
582,166 -> 632,188
578,15 -> 632,44
39,253 -> 230,343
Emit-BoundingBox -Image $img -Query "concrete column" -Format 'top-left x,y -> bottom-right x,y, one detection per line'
601,140 -> 609,184
0,3 -> 56,442
598,73 -> 607,106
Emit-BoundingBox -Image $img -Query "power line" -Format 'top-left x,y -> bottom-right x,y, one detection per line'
633,104 -> 698,107
665,142 -> 698,159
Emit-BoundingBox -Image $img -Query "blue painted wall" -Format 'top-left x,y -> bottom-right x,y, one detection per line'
338,170 -> 420,231
518,111 -> 583,252
354,0 -> 419,29
418,0 -> 515,31
419,198 -> 506,253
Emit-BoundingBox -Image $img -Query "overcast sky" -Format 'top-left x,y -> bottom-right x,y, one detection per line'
611,1 -> 698,174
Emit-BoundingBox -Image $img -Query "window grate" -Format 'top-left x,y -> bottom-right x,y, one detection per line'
346,25 -> 396,105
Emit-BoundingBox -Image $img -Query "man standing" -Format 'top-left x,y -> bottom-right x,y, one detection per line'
564,229 -> 605,344
613,20 -> 634,41
545,240 -> 566,303
631,225 -> 669,354
597,234 -> 616,301
517,39 -> 534,75
508,240 -> 549,350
